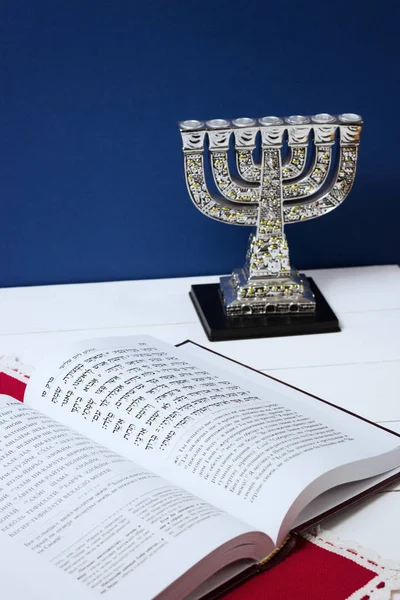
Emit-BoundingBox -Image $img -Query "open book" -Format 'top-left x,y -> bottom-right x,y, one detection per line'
1,335 -> 399,600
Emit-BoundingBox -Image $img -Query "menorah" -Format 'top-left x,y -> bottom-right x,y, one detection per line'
179,113 -> 363,340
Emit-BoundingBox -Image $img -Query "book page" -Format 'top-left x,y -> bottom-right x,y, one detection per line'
25,336 -> 400,546
0,396 -> 265,600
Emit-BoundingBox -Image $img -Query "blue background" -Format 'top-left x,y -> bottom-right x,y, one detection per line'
1,0 -> 399,287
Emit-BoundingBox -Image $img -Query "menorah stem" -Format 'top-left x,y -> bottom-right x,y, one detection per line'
222,140 -> 313,316
247,146 -> 290,279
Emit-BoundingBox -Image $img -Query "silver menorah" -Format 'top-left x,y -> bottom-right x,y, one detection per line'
179,113 -> 362,317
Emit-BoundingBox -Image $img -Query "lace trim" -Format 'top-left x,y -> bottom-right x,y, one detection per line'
0,355 -> 32,381
303,528 -> 400,600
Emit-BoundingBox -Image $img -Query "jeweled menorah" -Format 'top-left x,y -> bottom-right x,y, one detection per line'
179,113 -> 363,340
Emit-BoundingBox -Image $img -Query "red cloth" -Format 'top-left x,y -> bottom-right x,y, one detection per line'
0,371 -> 27,402
225,536 -> 381,600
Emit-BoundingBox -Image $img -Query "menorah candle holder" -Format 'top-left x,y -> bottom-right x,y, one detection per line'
179,113 -> 363,341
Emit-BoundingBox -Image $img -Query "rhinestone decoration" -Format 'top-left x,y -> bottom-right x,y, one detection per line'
180,114 -> 363,315
185,153 -> 257,225
237,146 -> 309,183
246,147 -> 290,279
221,144 -> 331,201
283,146 -> 332,199
211,152 -> 260,202
282,146 -> 307,179
236,149 -> 262,183
283,145 -> 358,223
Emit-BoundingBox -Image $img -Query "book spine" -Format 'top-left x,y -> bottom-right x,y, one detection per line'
258,535 -> 292,566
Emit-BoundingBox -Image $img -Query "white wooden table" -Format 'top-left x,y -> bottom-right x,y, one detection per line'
0,264 -> 399,561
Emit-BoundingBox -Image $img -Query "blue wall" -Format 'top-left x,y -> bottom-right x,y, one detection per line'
1,0 -> 399,287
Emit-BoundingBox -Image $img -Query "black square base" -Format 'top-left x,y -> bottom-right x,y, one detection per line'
189,277 -> 340,341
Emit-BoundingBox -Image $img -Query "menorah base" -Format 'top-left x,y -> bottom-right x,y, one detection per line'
223,268 -> 316,316
189,277 -> 340,342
